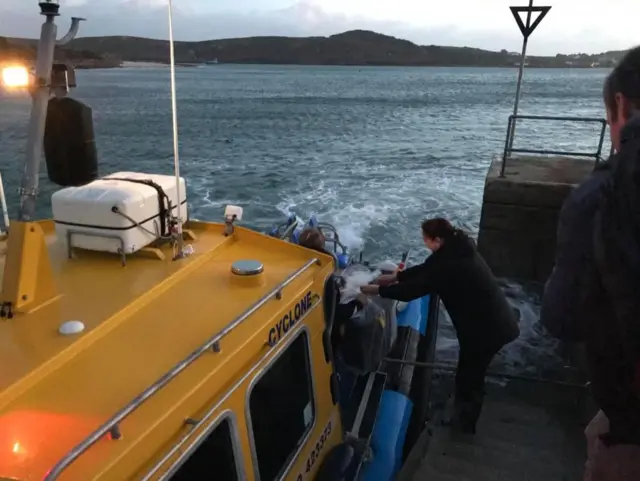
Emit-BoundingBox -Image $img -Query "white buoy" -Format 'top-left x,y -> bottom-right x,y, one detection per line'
59,320 -> 85,336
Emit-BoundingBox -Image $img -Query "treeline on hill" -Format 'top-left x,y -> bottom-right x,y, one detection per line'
0,36 -> 34,62
62,30 -> 625,67
0,36 -> 121,69
1,31 -> 628,68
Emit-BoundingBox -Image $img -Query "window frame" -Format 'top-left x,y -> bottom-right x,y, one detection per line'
245,326 -> 317,481
160,410 -> 245,481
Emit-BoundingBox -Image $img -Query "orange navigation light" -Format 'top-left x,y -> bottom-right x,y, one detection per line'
0,409 -> 99,481
1,66 -> 31,89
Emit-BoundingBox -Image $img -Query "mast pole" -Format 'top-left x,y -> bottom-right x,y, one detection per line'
18,1 -> 84,221
18,3 -> 59,221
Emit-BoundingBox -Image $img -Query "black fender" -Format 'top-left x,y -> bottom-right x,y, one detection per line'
314,441 -> 358,481
322,273 -> 342,405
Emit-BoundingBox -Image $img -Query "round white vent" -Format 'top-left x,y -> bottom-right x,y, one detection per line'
59,320 -> 85,336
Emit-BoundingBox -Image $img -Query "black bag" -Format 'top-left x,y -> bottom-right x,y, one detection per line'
340,300 -> 387,375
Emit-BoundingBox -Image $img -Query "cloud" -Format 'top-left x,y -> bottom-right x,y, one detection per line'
0,0 -> 633,55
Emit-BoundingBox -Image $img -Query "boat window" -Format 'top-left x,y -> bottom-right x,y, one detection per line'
168,417 -> 240,481
249,330 -> 315,481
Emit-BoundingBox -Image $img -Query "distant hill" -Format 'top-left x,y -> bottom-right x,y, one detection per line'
0,36 -> 121,69
2,31 -> 629,69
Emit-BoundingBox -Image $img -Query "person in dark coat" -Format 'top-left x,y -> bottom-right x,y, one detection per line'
360,217 -> 520,433
541,46 -> 640,481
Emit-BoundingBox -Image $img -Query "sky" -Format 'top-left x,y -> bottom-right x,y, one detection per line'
0,0 -> 638,56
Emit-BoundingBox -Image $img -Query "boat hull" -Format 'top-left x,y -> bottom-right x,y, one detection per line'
326,293 -> 440,481
359,295 -> 439,480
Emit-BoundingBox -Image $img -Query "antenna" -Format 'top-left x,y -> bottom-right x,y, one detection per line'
167,0 -> 186,258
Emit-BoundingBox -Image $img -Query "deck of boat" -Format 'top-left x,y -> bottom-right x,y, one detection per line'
399,377 -> 591,481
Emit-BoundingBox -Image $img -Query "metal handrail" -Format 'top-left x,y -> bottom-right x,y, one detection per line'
382,358 -> 588,389
500,114 -> 609,178
43,258 -> 319,481
317,222 -> 347,255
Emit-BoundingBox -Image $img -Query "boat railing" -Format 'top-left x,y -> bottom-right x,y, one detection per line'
42,257 -> 319,481
500,114 -> 610,178
383,357 -> 588,389
317,222 -> 348,255
385,297 -> 589,409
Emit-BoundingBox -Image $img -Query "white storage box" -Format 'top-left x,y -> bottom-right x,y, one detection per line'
52,171 -> 188,255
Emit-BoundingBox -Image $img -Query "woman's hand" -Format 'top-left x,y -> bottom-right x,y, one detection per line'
360,284 -> 380,296
356,293 -> 369,305
374,273 -> 397,286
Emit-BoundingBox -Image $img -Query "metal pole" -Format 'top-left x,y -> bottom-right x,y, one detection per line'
167,0 -> 186,259
507,0 -> 534,155
500,115 -> 515,177
18,11 -> 58,221
383,358 -> 588,389
0,172 -> 10,232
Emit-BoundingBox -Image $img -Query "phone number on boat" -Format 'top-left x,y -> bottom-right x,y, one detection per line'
295,419 -> 332,480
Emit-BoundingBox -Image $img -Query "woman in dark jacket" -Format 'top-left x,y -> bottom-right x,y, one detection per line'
361,217 -> 520,433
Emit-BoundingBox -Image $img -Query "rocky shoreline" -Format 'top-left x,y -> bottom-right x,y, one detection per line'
73,58 -> 123,69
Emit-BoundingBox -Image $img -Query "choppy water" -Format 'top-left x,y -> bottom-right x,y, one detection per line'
0,65 -> 612,378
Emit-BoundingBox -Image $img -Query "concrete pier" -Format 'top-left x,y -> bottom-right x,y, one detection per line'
477,155 -> 596,284
397,378 -> 590,481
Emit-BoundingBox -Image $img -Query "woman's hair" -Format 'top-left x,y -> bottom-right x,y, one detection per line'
421,217 -> 466,241
298,227 -> 326,252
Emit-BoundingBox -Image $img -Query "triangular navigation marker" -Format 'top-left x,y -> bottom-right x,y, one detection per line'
510,5 -> 551,38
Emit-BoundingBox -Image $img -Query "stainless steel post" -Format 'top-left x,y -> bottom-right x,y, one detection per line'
18,3 -> 83,221
18,12 -> 58,221
507,0 -> 534,156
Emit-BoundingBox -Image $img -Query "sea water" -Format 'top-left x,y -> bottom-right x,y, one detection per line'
0,64 -> 611,379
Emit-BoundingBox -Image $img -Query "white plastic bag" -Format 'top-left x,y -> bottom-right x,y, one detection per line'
340,267 -> 379,304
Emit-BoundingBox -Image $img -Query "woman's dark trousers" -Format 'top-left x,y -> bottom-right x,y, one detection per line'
453,342 -> 503,433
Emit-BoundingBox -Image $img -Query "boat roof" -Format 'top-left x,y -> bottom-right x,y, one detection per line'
0,220 -> 332,480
